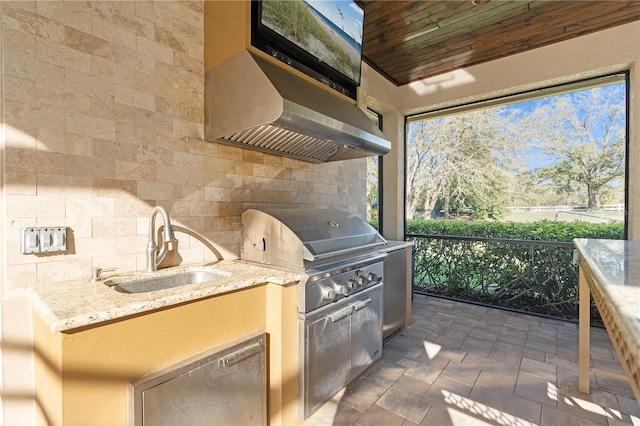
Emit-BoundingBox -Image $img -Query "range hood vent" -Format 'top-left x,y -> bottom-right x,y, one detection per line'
204,50 -> 391,163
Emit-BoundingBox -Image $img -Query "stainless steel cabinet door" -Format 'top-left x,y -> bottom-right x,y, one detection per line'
350,287 -> 383,380
382,246 -> 409,339
130,331 -> 266,426
304,304 -> 351,415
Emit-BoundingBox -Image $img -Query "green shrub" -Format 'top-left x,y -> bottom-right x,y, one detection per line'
407,219 -> 623,241
407,219 -> 622,322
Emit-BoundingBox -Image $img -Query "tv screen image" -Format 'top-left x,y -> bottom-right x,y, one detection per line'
259,0 -> 363,85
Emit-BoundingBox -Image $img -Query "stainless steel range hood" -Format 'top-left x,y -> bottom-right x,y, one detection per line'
204,50 -> 391,163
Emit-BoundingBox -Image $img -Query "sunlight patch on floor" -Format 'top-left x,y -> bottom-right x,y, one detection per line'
546,381 -> 558,401
562,393 -> 621,419
447,407 -> 497,425
423,341 -> 441,359
442,390 -> 537,426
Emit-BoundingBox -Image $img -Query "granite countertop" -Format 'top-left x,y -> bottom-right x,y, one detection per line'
573,238 -> 640,343
27,260 -> 304,333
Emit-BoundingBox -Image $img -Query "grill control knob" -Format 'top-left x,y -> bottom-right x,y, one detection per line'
347,279 -> 357,290
335,285 -> 349,295
368,273 -> 376,282
357,276 -> 366,286
322,287 -> 336,301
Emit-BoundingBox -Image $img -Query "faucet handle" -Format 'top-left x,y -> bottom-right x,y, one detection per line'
91,267 -> 117,282
165,239 -> 178,251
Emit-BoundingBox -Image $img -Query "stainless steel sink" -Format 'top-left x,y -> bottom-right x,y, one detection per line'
106,270 -> 224,294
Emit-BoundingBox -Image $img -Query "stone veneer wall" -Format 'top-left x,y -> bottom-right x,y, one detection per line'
0,1 -> 366,422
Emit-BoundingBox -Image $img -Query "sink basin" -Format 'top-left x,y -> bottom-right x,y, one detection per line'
107,270 -> 224,294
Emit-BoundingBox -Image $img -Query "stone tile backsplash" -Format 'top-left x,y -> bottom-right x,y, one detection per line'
2,0 -> 367,290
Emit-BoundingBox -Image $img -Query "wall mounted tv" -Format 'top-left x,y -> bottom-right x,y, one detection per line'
251,0 -> 364,100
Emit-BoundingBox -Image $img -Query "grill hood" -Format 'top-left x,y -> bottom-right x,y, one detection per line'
241,208 -> 387,271
204,50 -> 391,163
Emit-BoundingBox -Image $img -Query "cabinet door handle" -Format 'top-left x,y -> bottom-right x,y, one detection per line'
218,342 -> 262,367
352,298 -> 372,311
328,307 -> 352,322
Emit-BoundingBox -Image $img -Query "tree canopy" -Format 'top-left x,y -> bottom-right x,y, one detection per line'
406,108 -> 519,219
524,83 -> 626,211
406,81 -> 626,219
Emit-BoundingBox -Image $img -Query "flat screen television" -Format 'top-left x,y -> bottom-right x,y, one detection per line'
251,0 -> 364,99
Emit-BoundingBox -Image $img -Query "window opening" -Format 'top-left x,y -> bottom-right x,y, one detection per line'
366,108 -> 383,232
406,74 -> 627,227
404,73 -> 628,323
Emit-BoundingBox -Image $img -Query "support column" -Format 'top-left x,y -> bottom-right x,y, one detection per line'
381,112 -> 405,241
578,264 -> 591,393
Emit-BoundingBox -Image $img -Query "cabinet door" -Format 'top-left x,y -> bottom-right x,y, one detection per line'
383,248 -> 408,339
131,332 -> 266,426
304,305 -> 351,415
350,288 -> 383,380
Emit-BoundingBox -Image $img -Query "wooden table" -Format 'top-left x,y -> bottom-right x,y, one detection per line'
574,238 -> 640,403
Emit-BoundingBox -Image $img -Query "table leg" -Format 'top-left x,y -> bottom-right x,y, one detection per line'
578,266 -> 590,394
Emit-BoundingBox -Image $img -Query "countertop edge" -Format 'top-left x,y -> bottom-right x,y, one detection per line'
27,260 -> 305,333
573,237 -> 640,342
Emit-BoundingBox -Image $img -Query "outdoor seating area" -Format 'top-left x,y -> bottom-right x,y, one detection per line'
304,295 -> 639,425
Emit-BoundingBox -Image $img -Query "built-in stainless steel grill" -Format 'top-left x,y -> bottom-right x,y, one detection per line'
240,208 -> 387,419
241,208 -> 387,311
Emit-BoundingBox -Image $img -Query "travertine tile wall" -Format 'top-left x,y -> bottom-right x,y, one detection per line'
0,1 -> 366,421
2,0 -> 366,290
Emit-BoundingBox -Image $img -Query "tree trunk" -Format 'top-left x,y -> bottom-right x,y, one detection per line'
407,197 -> 418,220
587,186 -> 600,211
422,190 -> 437,219
443,194 -> 450,219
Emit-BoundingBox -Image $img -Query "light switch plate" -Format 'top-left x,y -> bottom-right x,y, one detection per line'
21,228 -> 40,254
21,227 -> 68,254
51,227 -> 67,252
40,228 -> 53,252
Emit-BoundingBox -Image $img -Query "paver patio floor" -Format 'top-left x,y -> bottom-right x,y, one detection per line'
304,294 -> 639,425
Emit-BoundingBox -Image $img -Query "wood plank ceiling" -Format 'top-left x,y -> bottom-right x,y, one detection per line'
359,0 -> 640,86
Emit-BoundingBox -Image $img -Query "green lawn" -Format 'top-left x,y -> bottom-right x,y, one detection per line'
503,210 -> 624,223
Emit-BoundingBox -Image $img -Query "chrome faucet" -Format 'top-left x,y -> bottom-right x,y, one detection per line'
146,206 -> 178,272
